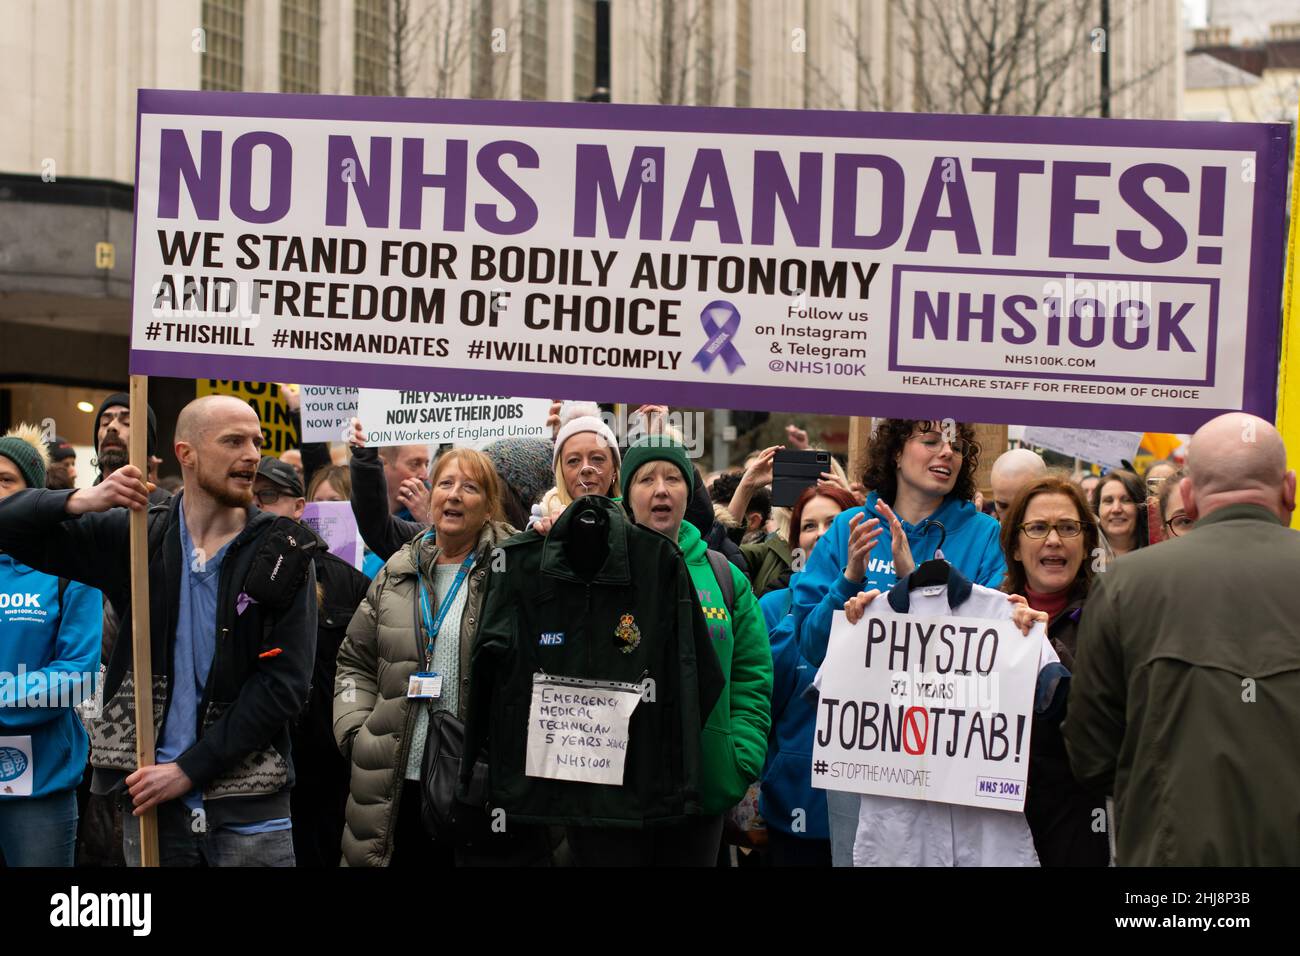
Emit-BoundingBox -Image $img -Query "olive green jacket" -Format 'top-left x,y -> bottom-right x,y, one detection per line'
1064,504 -> 1300,865
740,536 -> 792,599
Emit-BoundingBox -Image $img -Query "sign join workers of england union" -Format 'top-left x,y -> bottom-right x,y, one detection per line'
129,90 -> 1289,433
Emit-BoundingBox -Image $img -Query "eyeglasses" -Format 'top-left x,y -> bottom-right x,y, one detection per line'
1165,513 -> 1194,536
255,489 -> 287,505
910,433 -> 970,458
1146,476 -> 1169,493
1019,519 -> 1084,539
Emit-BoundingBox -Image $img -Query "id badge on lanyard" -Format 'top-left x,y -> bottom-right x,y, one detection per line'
407,550 -> 473,700
407,672 -> 443,700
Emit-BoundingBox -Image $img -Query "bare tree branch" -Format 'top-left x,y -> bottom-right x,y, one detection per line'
631,0 -> 727,106
808,0 -> 1171,119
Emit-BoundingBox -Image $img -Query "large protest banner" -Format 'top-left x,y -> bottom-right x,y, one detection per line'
129,91 -> 1288,432
811,611 -> 1043,812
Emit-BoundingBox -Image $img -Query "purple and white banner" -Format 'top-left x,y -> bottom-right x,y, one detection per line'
129,90 -> 1289,431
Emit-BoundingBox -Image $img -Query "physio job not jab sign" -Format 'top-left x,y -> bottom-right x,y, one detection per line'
128,91 -> 1288,432
811,611 -> 1043,812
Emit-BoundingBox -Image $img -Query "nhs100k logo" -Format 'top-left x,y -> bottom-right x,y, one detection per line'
893,270 -> 1214,390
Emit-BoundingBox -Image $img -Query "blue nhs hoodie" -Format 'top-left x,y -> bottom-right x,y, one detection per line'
792,491 -> 1005,668
758,576 -> 829,841
0,553 -> 101,799
789,492 -> 1004,866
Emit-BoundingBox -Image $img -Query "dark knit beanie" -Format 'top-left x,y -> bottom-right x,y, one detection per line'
94,392 -> 158,458
483,436 -> 555,507
620,437 -> 693,496
0,424 -> 49,489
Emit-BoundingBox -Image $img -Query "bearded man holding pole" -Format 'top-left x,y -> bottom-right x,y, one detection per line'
0,389 -> 317,867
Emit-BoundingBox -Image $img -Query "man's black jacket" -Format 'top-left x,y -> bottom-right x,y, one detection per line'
0,489 -> 317,828
295,541 -> 369,766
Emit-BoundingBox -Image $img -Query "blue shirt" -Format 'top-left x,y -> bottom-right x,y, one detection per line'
158,495 -> 289,833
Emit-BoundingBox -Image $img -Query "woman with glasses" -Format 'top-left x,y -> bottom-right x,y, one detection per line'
793,419 -> 1005,663
1091,469 -> 1147,560
1157,468 -> 1194,539
1144,460 -> 1180,497
791,419 -> 1005,865
999,473 -> 1109,866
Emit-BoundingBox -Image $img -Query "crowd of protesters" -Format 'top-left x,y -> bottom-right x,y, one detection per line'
0,390 -> 1296,869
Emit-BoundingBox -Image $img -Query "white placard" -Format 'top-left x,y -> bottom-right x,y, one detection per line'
356,389 -> 551,449
1021,426 -> 1145,470
525,674 -> 641,786
0,736 -> 34,797
811,611 -> 1042,812
299,385 -> 359,442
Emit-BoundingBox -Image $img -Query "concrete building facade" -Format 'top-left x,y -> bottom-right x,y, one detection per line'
611,0 -> 1183,119
0,0 -> 598,447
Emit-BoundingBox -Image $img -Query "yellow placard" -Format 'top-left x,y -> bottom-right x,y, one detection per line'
195,380 -> 300,456
1277,102 -> 1300,527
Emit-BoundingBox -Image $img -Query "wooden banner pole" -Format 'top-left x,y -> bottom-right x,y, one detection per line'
847,417 -> 871,489
129,373 -> 160,866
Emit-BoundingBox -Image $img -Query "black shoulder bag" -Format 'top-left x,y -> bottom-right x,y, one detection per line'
413,535 -> 493,845
242,517 -> 318,609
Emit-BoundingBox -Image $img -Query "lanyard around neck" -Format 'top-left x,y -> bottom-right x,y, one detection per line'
417,538 -> 475,667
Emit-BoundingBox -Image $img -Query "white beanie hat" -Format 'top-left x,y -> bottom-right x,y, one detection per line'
553,401 -> 621,468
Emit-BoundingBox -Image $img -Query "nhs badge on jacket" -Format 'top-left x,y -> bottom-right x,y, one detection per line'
613,613 -> 641,654
539,632 -> 565,646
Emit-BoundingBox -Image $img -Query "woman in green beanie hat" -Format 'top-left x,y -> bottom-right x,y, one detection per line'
614,437 -> 773,861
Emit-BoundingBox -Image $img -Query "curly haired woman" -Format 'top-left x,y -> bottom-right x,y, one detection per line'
789,419 -> 1006,865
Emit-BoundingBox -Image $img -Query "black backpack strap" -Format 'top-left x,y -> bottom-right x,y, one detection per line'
147,505 -> 169,556
705,549 -> 735,616
57,577 -> 69,616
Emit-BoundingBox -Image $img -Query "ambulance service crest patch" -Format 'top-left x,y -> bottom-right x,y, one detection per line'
614,613 -> 642,654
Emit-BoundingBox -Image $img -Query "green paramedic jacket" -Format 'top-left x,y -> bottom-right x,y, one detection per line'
463,495 -> 725,827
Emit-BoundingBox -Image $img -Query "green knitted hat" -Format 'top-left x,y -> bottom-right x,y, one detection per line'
0,424 -> 50,490
620,437 -> 692,496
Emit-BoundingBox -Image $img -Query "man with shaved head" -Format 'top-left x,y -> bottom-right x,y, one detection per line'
1064,413 -> 1300,865
990,448 -> 1048,522
0,394 -> 318,866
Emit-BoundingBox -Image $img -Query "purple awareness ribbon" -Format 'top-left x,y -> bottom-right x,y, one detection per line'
692,300 -> 746,374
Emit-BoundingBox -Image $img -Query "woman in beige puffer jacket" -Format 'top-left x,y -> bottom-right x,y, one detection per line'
333,449 -> 514,867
